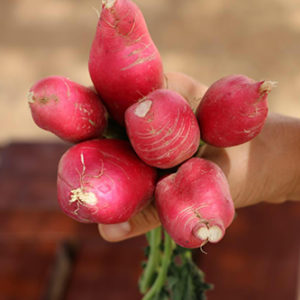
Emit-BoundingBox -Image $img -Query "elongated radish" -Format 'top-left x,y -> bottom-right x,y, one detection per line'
89,0 -> 164,124
196,74 -> 275,147
28,76 -> 108,143
125,89 -> 200,169
155,157 -> 235,249
57,139 -> 157,224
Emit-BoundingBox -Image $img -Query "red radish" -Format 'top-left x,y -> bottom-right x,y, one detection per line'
125,89 -> 200,169
155,158 -> 235,249
196,74 -> 276,147
89,0 -> 164,124
28,76 -> 108,143
57,139 -> 157,224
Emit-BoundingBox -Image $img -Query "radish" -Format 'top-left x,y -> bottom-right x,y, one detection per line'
155,158 -> 235,249
125,89 -> 200,169
89,0 -> 164,124
196,74 -> 276,147
57,139 -> 157,224
28,76 -> 108,143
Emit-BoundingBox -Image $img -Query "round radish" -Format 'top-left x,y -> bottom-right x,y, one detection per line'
196,74 -> 275,147
125,89 -> 200,169
28,76 -> 108,143
57,139 -> 157,224
89,0 -> 164,124
155,157 -> 235,249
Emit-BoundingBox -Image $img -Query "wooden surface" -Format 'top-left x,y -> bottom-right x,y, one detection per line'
0,142 -> 299,300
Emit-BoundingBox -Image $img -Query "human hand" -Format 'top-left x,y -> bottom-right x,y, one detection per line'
98,72 -> 300,242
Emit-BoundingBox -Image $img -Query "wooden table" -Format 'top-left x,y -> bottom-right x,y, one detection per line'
0,142 -> 299,300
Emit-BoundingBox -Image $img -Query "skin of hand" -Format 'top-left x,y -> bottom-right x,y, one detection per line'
98,72 -> 300,242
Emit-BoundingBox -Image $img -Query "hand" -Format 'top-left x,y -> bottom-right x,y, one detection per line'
98,72 -> 300,242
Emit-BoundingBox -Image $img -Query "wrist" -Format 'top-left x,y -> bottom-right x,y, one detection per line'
283,116 -> 300,202
264,113 -> 300,203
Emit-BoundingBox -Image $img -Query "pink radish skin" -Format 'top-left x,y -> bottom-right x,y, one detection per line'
89,0 -> 164,125
125,89 -> 200,169
155,158 -> 235,249
57,139 -> 157,224
28,76 -> 108,143
196,74 -> 275,147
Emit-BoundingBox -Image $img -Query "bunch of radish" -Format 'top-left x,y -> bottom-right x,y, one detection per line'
28,0 -> 275,299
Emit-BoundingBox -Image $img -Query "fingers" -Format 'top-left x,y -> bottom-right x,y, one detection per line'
164,72 -> 208,111
98,72 -> 208,242
98,203 -> 161,242
200,143 -> 249,208
200,113 -> 300,208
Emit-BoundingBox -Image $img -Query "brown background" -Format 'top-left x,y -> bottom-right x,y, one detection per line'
1,142 -> 300,300
1,0 -> 300,145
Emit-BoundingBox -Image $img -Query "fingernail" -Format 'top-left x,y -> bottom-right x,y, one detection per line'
100,221 -> 131,240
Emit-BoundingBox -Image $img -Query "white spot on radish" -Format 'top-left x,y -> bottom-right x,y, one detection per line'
134,100 -> 152,118
70,188 -> 97,206
27,91 -> 35,104
80,153 -> 85,166
89,119 -> 97,127
102,0 -> 116,9
196,225 -> 223,243
61,77 -> 71,98
259,80 -> 277,94
121,54 -> 156,71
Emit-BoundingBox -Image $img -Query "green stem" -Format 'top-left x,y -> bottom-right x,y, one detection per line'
140,227 -> 162,293
142,231 -> 173,300
181,248 -> 192,262
199,139 -> 206,147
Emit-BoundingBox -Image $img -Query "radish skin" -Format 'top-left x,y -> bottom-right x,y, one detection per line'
125,89 -> 200,169
57,139 -> 157,224
196,74 -> 275,147
89,0 -> 164,124
28,76 -> 108,143
155,158 -> 235,249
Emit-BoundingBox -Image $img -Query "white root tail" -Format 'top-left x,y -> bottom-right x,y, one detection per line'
102,0 -> 117,9
70,188 -> 97,206
259,80 -> 278,94
195,225 -> 223,243
27,91 -> 35,104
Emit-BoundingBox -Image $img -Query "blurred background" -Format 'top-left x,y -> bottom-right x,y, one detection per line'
1,0 -> 300,144
0,0 -> 300,299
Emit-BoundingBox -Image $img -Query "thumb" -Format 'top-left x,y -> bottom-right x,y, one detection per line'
98,203 -> 161,242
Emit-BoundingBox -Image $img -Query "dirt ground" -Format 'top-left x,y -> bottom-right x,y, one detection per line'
1,0 -> 300,145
